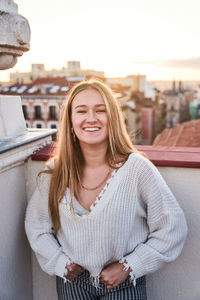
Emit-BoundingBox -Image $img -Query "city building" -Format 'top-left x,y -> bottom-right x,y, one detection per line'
0,77 -> 150,144
130,91 -> 159,145
1,75 -> 165,145
189,85 -> 200,120
162,80 -> 194,128
117,94 -> 142,144
105,76 -> 161,145
0,77 -> 79,130
9,61 -> 105,83
106,74 -> 157,100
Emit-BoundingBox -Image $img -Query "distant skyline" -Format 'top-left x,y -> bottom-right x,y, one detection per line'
1,0 -> 200,82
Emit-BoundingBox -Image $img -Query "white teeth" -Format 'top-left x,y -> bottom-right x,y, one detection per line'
84,127 -> 99,131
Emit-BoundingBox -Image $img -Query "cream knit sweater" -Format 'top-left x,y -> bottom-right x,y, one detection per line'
25,153 -> 187,285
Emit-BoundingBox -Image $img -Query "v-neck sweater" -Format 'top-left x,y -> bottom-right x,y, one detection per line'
64,167 -> 120,216
25,153 -> 187,285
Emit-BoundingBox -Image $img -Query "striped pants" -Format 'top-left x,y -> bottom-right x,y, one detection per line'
56,270 -> 147,300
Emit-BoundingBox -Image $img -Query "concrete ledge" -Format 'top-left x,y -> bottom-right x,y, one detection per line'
32,143 -> 200,168
0,128 -> 57,153
137,145 -> 200,168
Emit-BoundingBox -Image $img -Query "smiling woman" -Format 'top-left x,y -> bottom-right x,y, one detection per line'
25,79 -> 187,300
71,89 -> 109,147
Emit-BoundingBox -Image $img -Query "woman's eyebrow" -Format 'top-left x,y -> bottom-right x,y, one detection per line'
74,104 -> 106,109
74,105 -> 86,109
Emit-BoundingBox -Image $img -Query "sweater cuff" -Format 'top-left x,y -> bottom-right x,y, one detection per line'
121,251 -> 146,281
55,254 -> 72,279
119,258 -> 136,286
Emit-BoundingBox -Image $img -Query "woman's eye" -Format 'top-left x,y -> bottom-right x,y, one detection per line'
77,110 -> 86,113
96,110 -> 106,113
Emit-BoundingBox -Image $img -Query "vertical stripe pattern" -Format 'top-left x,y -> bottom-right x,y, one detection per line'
56,271 -> 147,300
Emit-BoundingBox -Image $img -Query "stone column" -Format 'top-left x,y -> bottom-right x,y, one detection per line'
0,2 -> 56,299
0,0 -> 30,70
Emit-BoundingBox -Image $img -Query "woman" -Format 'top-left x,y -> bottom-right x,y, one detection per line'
25,80 -> 187,300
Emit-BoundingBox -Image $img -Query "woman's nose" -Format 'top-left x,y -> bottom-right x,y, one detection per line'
87,110 -> 97,122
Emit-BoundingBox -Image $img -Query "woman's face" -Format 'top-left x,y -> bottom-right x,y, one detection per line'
71,88 -> 109,148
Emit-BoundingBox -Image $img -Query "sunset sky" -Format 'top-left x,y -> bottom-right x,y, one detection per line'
1,0 -> 200,82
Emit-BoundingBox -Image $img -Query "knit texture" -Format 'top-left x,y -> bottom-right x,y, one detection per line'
25,153 -> 187,283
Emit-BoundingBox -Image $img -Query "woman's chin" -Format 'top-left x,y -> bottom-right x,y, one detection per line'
79,139 -> 108,147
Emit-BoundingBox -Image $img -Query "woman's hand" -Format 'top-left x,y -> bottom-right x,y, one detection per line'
100,261 -> 130,289
64,263 -> 85,281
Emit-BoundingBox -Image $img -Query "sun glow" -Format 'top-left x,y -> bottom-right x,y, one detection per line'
1,0 -> 200,82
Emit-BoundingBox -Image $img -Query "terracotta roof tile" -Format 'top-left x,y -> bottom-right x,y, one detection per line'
153,120 -> 200,147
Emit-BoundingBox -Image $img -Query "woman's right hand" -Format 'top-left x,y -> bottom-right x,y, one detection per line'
65,263 -> 85,280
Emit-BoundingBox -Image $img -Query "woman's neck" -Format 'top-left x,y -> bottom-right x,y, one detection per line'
80,142 -> 108,168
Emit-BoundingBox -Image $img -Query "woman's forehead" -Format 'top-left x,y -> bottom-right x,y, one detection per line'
72,88 -> 105,107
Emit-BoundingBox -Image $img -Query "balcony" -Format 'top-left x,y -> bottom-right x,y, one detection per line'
0,95 -> 200,299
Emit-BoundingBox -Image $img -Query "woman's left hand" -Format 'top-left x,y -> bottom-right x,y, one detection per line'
100,261 -> 130,289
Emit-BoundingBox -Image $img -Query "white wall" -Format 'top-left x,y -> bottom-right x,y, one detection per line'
0,164 -> 32,300
27,159 -> 57,300
0,130 -> 53,300
147,166 -> 200,300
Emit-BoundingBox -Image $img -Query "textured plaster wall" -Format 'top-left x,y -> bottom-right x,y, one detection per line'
27,159 -> 57,300
147,166 -> 200,300
0,164 -> 32,300
0,95 -> 26,138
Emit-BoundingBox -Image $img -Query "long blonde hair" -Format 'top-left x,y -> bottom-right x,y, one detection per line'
44,79 -> 140,232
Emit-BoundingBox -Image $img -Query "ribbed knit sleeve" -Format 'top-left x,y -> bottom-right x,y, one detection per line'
122,157 -> 188,280
25,174 -> 72,279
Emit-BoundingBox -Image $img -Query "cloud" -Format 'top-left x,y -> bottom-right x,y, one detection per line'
134,57 -> 200,70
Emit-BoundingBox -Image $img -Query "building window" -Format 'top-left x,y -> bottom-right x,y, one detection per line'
34,105 -> 42,119
36,123 -> 42,128
171,105 -> 175,111
51,124 -> 57,129
26,123 -> 29,128
50,123 -> 57,141
22,105 -> 28,119
136,115 -> 141,124
49,106 -> 57,120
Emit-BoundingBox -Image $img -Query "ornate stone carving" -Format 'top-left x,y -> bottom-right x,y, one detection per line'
0,0 -> 30,70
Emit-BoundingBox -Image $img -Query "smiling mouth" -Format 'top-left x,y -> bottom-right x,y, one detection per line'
83,127 -> 100,132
